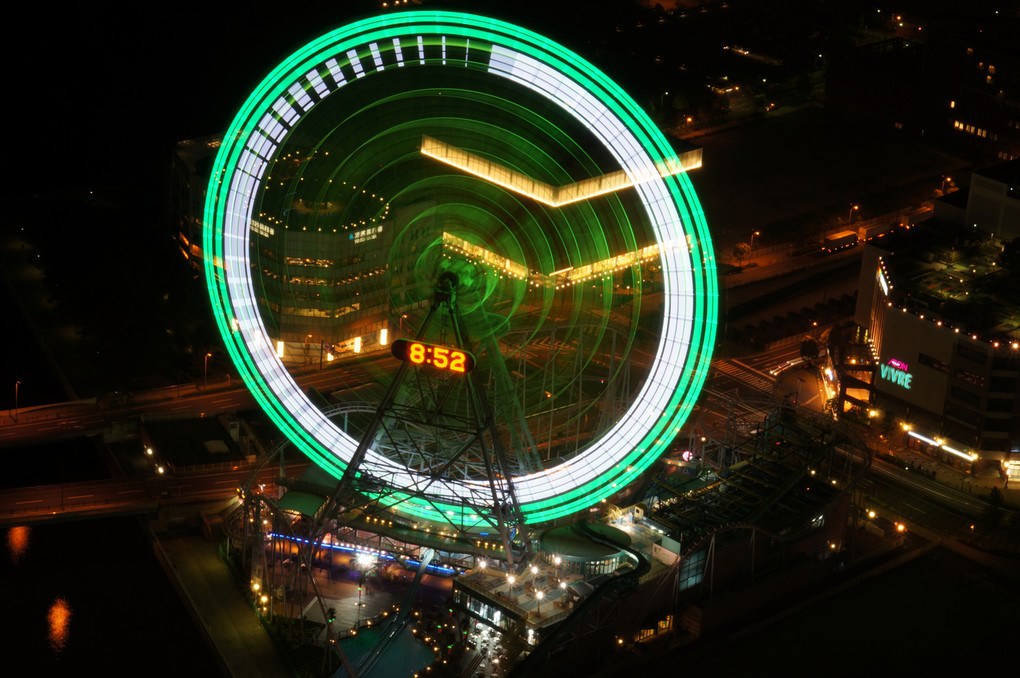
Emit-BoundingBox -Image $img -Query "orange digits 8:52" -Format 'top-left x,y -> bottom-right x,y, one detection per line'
390,339 -> 475,373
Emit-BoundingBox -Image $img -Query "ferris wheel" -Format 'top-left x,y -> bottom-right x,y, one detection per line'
204,11 -> 717,536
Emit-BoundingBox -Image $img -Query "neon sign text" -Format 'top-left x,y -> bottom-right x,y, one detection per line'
879,359 -> 912,389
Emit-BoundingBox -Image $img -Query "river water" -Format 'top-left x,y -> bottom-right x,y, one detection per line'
0,270 -> 224,675
2,516 -> 220,676
0,275 -> 436,676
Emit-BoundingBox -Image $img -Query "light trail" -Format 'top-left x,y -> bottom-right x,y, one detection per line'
421,135 -> 702,207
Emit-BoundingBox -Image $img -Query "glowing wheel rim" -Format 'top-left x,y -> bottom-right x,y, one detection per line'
204,11 -> 717,525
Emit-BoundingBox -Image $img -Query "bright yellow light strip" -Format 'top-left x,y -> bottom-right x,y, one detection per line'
561,243 -> 661,285
421,135 -> 701,207
442,231 -> 661,288
442,232 -> 529,279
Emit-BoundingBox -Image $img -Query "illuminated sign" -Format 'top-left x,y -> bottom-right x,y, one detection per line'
391,339 -> 475,373
879,358 -> 912,389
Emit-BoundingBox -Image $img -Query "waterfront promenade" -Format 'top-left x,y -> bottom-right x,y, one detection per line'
154,531 -> 292,678
154,527 -> 443,678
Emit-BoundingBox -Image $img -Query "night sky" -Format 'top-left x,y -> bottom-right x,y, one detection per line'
1,0 -> 1011,399
6,0 -> 1004,200
3,1 -> 645,398
3,1 -> 645,202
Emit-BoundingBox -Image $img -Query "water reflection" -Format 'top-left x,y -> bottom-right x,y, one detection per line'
7,525 -> 30,564
48,596 -> 72,654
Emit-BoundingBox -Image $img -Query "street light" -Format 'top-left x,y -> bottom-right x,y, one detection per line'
750,230 -> 760,250
203,353 -> 212,388
535,589 -> 544,616
14,380 -> 20,422
848,203 -> 859,225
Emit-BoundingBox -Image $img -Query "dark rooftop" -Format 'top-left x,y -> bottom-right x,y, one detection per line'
874,219 -> 1020,340
974,158 -> 1020,188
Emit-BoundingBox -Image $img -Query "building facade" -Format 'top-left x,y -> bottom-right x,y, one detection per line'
855,231 -> 1020,480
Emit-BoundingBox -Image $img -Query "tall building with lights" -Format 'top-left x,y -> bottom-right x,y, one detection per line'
169,135 -> 442,365
825,11 -> 1020,163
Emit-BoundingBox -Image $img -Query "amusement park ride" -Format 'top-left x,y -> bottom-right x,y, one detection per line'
203,10 -> 720,674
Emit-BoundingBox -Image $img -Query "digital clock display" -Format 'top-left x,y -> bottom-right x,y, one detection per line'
391,339 -> 475,373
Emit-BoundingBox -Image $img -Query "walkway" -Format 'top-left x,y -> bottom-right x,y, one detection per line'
154,531 -> 292,678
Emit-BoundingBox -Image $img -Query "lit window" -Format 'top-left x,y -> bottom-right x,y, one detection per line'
949,100 -> 955,108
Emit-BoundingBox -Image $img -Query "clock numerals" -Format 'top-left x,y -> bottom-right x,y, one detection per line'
408,342 -> 426,364
391,339 -> 475,373
450,351 -> 466,372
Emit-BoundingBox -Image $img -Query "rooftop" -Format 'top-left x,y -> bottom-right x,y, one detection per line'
974,158 -> 1020,188
874,220 -> 1020,342
649,408 -> 863,547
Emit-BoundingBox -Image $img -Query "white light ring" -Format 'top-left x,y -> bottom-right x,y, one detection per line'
207,15 -> 712,518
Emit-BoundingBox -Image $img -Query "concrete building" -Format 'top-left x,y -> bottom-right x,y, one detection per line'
825,13 -> 1020,164
853,171 -> 1020,479
966,159 -> 1020,240
168,134 -> 447,365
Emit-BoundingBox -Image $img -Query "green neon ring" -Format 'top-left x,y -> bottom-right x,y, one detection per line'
203,11 -> 717,525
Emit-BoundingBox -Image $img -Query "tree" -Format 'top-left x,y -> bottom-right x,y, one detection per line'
733,242 -> 751,265
983,486 -> 1004,529
823,396 -> 839,417
800,337 -> 820,364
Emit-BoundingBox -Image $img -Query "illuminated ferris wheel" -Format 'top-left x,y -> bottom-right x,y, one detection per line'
204,12 -> 717,538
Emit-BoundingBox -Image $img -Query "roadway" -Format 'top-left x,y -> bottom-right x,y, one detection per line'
0,461 -> 286,526
4,305 -> 1016,556
686,345 -> 819,443
863,446 -> 1018,543
0,361 -> 371,448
